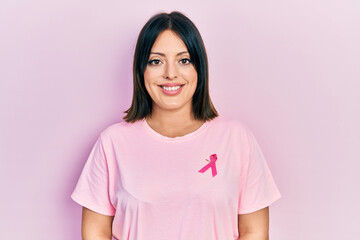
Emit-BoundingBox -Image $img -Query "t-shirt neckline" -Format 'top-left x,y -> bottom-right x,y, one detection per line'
141,118 -> 211,142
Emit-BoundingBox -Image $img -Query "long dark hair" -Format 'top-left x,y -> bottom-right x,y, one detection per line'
123,11 -> 218,123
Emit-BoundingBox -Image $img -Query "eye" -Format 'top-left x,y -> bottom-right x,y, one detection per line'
148,59 -> 161,65
180,58 -> 192,65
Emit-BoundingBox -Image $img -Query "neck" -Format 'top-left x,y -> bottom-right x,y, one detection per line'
145,104 -> 204,138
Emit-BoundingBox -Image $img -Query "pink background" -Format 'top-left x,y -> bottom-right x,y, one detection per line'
1,0 -> 359,239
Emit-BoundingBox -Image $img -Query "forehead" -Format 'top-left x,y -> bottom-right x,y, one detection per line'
150,30 -> 188,53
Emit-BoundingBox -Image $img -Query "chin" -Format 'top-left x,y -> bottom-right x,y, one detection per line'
156,102 -> 183,110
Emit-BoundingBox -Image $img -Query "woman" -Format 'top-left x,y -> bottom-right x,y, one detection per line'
71,11 -> 281,240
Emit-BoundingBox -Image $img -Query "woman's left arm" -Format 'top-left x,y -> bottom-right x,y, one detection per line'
238,207 -> 269,240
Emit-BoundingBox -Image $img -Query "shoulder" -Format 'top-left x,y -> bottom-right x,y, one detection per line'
98,120 -> 142,142
211,115 -> 253,138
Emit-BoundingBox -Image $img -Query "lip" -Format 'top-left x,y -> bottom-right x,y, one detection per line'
158,83 -> 184,87
158,84 -> 184,96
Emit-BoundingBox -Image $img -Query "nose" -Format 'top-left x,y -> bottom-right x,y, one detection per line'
163,61 -> 178,79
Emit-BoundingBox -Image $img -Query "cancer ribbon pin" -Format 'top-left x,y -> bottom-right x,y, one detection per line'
198,154 -> 218,177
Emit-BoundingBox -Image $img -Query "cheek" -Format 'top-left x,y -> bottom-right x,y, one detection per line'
184,67 -> 198,83
144,68 -> 160,84
143,70 -> 154,88
143,68 -> 150,82
143,69 -> 161,97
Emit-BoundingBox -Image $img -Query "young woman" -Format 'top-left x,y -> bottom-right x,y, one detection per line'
71,11 -> 281,240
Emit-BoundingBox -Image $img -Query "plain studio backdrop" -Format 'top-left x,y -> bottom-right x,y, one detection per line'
0,0 -> 359,239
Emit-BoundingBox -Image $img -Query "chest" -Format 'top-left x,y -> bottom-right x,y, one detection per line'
110,138 -> 242,205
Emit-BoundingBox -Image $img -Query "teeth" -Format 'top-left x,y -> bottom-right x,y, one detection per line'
161,85 -> 182,91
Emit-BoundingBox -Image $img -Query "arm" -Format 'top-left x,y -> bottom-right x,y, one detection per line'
81,207 -> 114,240
238,207 -> 269,240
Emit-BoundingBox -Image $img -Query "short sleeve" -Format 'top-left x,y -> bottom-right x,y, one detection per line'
71,133 -> 116,216
238,129 -> 282,214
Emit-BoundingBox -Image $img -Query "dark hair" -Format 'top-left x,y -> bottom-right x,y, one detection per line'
123,11 -> 218,123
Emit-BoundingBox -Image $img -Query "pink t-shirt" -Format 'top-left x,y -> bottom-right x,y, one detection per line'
71,115 -> 281,239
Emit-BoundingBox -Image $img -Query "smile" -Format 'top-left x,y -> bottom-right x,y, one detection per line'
160,85 -> 184,91
158,84 -> 184,96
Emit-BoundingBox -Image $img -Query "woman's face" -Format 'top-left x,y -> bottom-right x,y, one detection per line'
144,29 -> 198,114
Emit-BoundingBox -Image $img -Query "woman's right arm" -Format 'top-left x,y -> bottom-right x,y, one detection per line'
81,207 -> 114,240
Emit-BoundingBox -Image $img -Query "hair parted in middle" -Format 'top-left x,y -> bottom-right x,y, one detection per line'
123,11 -> 218,123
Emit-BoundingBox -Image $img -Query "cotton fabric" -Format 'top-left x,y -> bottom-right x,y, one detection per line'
71,115 -> 281,239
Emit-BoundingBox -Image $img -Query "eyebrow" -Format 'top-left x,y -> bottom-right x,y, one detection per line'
149,51 -> 189,57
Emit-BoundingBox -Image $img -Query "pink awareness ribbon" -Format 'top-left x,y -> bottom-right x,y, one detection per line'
198,154 -> 217,177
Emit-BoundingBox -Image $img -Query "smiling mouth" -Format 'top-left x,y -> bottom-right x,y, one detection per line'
159,85 -> 185,91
